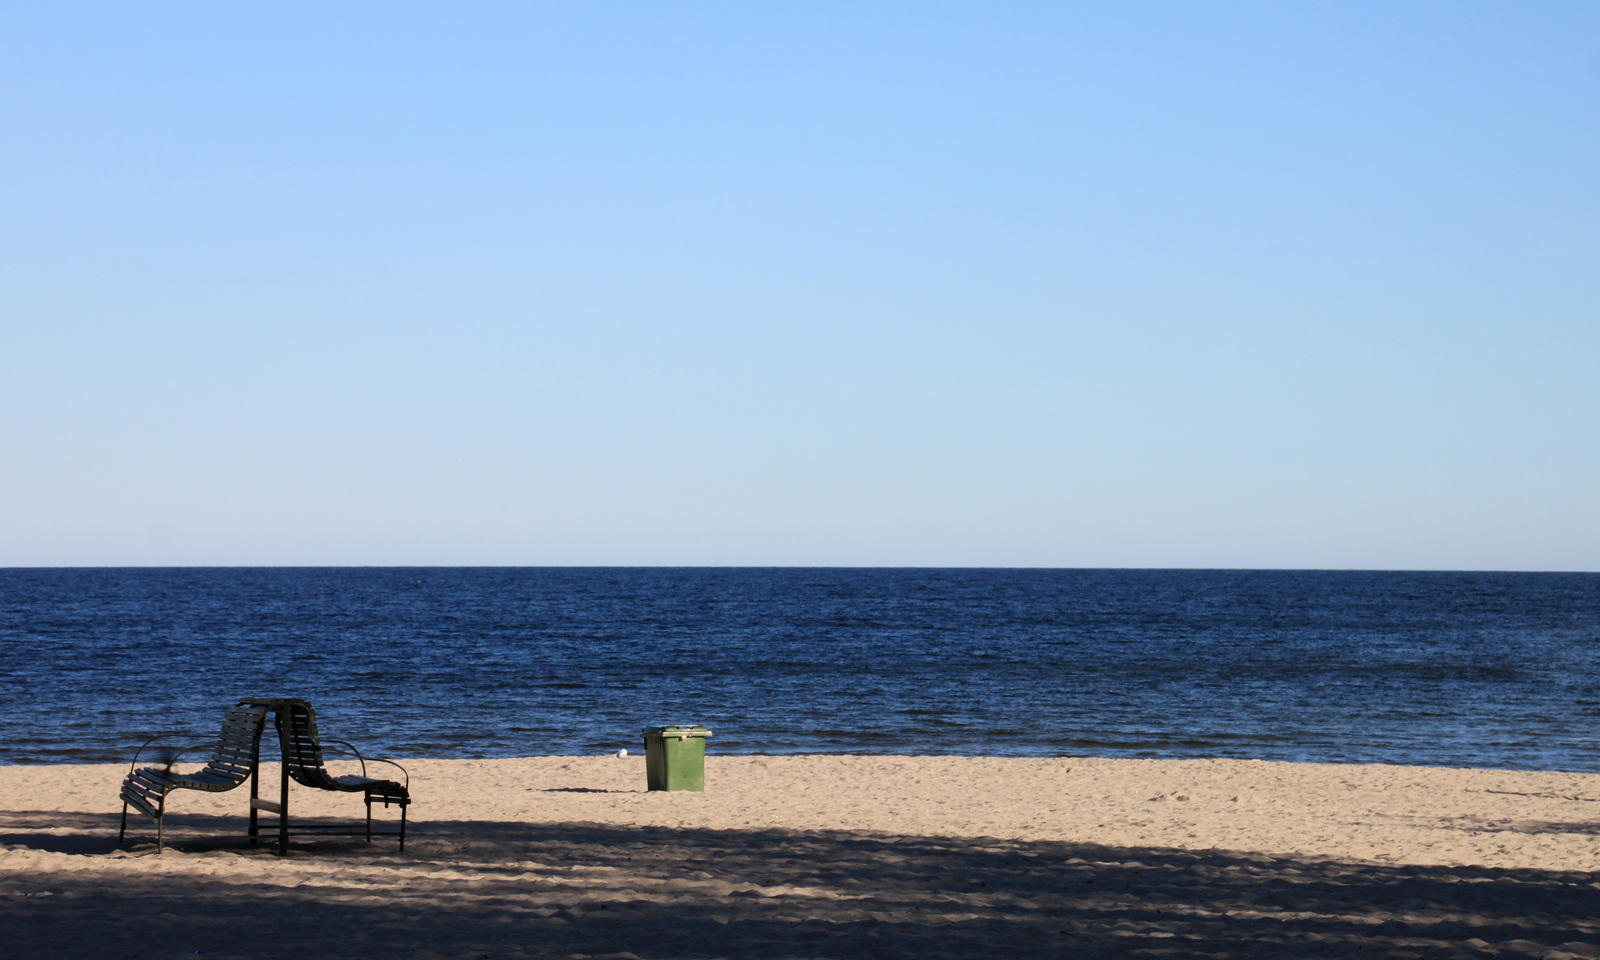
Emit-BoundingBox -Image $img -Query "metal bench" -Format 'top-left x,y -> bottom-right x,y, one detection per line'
244,698 -> 410,855
118,702 -> 269,852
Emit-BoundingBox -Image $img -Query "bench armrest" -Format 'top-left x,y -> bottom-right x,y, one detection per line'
320,739 -> 408,788
126,734 -> 212,773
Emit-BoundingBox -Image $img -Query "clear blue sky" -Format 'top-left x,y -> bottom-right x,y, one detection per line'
3,2 -> 1597,569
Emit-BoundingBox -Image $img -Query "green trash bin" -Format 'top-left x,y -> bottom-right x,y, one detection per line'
642,725 -> 713,791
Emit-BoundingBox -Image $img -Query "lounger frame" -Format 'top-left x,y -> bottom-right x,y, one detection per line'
243,697 -> 410,855
117,703 -> 269,853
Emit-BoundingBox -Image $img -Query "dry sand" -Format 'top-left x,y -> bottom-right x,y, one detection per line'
3,755 -> 1598,958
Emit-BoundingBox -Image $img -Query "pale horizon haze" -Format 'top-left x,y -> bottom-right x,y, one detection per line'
3,3 -> 1597,570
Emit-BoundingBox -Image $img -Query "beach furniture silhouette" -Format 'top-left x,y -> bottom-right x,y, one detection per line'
117,702 -> 270,853
244,697 -> 409,855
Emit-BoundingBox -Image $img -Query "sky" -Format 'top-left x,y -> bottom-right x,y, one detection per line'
3,2 -> 1597,570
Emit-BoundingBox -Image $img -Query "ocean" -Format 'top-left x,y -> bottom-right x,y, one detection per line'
1,567 -> 1595,770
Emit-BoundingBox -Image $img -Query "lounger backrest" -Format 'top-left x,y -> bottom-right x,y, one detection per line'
206,704 -> 269,783
275,699 -> 338,790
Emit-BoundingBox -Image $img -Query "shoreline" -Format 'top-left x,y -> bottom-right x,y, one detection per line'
5,755 -> 1598,957
9,751 -> 1600,776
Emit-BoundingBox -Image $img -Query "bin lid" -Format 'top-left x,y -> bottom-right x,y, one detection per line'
642,724 -> 712,738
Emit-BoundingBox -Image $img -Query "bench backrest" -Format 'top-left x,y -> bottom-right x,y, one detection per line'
206,703 -> 269,783
272,698 -> 342,790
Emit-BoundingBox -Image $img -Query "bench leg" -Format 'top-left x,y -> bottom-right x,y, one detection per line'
361,793 -> 408,851
155,792 -> 167,854
276,764 -> 291,856
248,765 -> 260,847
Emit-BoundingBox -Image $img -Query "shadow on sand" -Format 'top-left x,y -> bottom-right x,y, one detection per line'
3,810 -> 1596,958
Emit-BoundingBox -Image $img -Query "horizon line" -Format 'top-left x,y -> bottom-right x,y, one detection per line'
3,563 -> 1596,575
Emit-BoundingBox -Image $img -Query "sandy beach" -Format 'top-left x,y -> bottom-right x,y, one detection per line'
4,755 -> 1598,958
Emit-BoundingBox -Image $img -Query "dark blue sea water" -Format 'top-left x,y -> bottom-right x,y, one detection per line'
1,568 -> 1596,770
